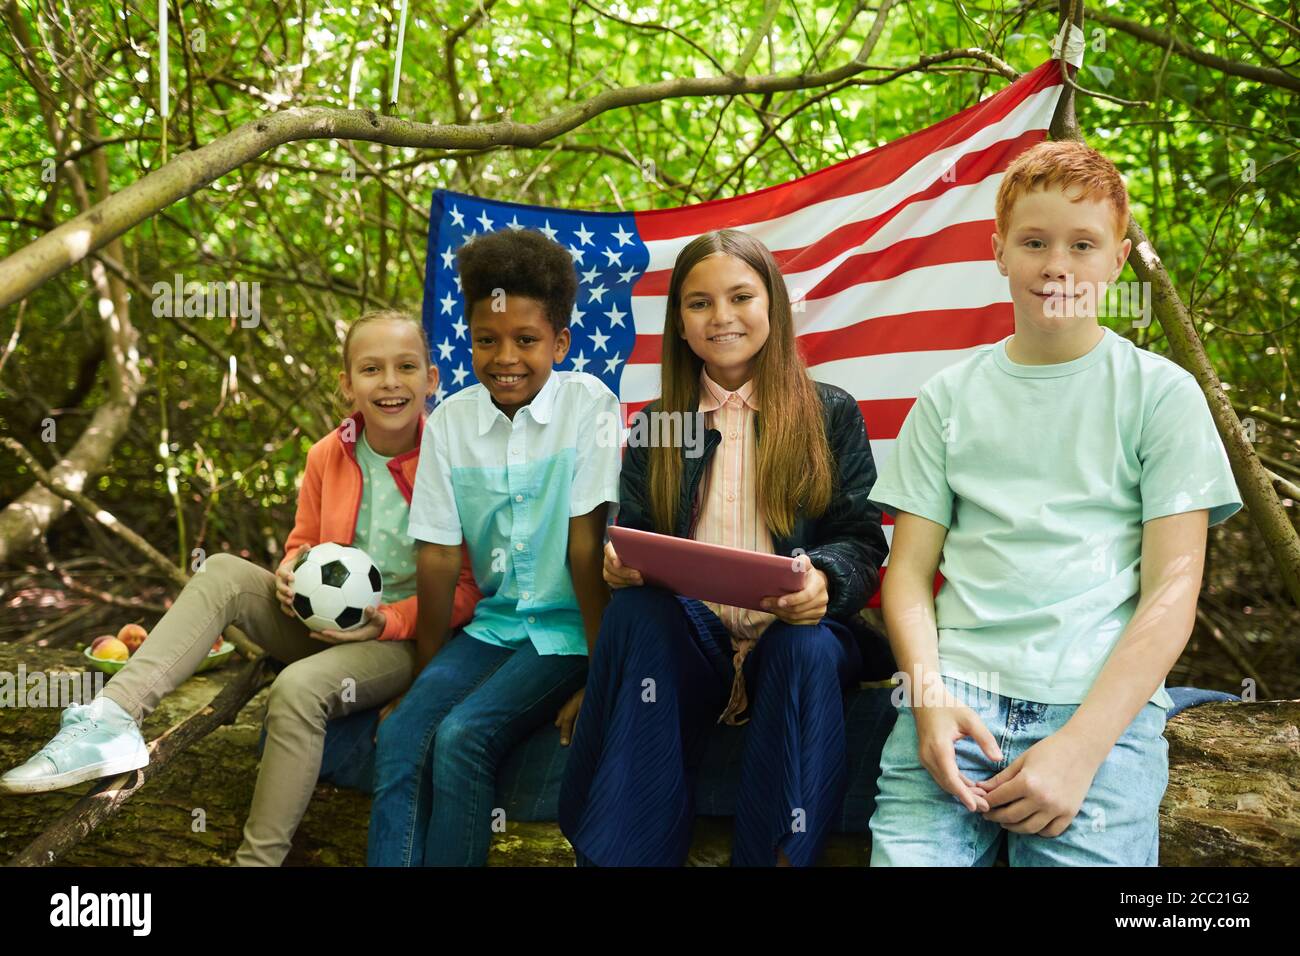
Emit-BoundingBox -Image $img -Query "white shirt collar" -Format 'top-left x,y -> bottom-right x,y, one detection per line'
475,369 -> 562,436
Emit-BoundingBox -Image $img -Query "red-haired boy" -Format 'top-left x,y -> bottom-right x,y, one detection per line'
866,141 -> 1241,866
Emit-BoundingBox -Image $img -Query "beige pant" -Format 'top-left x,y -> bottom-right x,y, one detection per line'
102,552 -> 415,866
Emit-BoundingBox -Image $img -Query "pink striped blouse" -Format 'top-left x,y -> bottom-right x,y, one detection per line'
693,367 -> 776,723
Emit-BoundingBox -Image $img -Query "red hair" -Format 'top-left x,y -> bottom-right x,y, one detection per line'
995,140 -> 1129,241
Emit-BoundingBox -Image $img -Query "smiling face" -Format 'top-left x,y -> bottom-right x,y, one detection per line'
339,318 -> 437,454
468,294 -> 570,419
992,185 -> 1131,337
676,252 -> 771,391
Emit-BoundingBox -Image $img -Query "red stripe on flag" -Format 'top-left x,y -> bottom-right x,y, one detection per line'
782,130 -> 1045,275
619,395 -> 919,443
633,213 -> 996,298
859,398 -> 914,440
627,336 -> 661,365
628,302 -> 1014,369
632,62 -> 1062,241
794,303 -> 1015,365
633,130 -> 1045,297
803,220 -> 1002,296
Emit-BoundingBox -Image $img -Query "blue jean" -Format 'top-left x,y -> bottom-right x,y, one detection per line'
559,586 -> 861,867
367,631 -> 587,866
868,675 -> 1169,866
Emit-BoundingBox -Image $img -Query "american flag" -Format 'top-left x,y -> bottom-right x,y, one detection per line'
422,60 -> 1067,602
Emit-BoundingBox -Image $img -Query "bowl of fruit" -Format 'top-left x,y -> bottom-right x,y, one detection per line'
84,624 -> 236,674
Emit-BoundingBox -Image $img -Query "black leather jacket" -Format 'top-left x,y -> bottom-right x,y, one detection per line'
615,380 -> 896,677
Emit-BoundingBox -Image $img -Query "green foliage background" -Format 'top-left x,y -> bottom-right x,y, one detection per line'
0,0 -> 1295,644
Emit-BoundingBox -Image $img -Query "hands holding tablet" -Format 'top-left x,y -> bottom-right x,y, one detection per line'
603,540 -> 644,589
602,538 -> 828,625
759,566 -> 829,626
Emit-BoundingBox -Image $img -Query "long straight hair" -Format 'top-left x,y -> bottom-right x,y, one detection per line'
648,229 -> 833,537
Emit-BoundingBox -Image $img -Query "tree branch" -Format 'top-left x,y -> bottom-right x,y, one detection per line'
1,33 -> 988,309
1090,7 -> 1300,94
1050,0 -> 1300,607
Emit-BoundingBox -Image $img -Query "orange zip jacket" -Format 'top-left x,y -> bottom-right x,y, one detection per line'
281,411 -> 480,640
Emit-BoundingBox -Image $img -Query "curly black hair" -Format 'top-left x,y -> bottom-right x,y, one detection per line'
457,228 -> 577,334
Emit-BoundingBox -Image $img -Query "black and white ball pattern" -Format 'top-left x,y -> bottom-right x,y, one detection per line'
291,543 -> 383,631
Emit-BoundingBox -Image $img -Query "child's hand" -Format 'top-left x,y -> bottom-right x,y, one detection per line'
275,545 -> 310,618
602,540 -> 644,589
312,606 -> 387,644
974,732 -> 1100,837
760,564 -> 828,625
554,687 -> 585,746
913,691 -> 1003,813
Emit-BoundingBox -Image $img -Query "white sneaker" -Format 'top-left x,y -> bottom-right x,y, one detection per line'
0,696 -> 149,794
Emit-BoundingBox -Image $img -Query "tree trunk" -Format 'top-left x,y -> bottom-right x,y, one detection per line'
2,643 -> 1295,866
1049,0 -> 1300,608
0,3 -> 143,567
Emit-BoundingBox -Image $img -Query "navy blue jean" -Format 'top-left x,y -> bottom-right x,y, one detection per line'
559,586 -> 861,867
367,630 -> 586,866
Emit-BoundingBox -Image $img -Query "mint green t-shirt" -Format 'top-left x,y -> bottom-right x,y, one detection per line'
868,326 -> 1242,708
354,432 -> 418,603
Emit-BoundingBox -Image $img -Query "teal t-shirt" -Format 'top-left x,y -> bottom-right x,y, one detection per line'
868,326 -> 1242,707
354,432 -> 418,603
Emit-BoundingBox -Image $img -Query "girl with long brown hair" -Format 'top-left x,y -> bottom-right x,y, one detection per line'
559,229 -> 889,866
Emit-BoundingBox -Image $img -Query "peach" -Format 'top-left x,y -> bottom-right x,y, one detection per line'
94,638 -> 130,662
210,638 -> 224,654
90,634 -> 116,653
117,623 -> 148,654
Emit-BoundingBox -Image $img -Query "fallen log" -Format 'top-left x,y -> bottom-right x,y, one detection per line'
8,657 -> 272,866
0,642 -> 1295,866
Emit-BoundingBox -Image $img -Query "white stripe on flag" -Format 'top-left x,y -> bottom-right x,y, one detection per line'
617,345 -> 988,406
638,84 -> 1061,264
629,259 -> 1010,338
810,347 -> 989,402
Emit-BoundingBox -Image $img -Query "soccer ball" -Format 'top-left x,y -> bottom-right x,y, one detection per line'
290,543 -> 383,631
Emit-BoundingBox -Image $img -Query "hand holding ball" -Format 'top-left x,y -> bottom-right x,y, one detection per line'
288,543 -> 384,633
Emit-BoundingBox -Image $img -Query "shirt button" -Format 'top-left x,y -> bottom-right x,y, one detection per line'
511,448 -> 521,457
515,494 -> 524,502
522,591 -> 531,600
728,431 -> 737,439
527,616 -> 536,624
515,542 -> 524,551
727,492 -> 736,502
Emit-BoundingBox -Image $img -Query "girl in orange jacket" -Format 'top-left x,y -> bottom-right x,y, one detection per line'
0,310 -> 479,865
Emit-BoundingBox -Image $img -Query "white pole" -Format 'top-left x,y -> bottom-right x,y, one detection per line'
389,0 -> 409,107
158,0 -> 170,160
158,0 -> 169,119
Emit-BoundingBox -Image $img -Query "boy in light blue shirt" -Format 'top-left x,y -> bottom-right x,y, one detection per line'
367,228 -> 621,866
867,141 -> 1241,866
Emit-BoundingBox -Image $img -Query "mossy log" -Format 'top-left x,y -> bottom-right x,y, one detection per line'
1,643 -> 1295,866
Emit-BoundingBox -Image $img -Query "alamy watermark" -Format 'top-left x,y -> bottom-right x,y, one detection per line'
49,885 -> 151,936
890,668 -> 1001,710
151,273 -> 261,328
0,665 -> 104,708
1041,277 -> 1152,328
595,407 -> 706,458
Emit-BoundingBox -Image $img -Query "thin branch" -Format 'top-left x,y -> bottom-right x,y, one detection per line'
1090,7 -> 1300,94
32,537 -> 169,614
1,435 -> 187,589
0,24 -> 1003,308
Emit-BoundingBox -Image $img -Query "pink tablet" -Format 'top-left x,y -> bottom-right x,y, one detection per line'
607,525 -> 810,611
